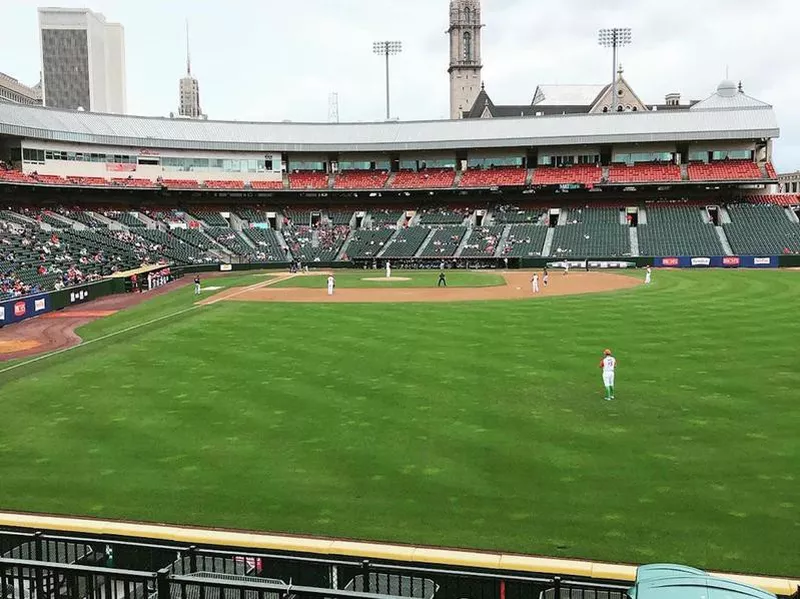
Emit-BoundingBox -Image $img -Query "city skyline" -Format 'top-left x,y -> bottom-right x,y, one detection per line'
1,0 -> 797,170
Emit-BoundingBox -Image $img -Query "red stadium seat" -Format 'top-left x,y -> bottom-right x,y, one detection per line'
67,176 -> 108,186
459,167 -> 527,188
687,160 -> 762,182
204,180 -> 245,190
607,163 -> 681,183
533,165 -> 602,186
0,169 -> 37,184
288,171 -> 329,190
162,178 -> 200,189
390,169 -> 455,189
111,177 -> 157,188
744,194 -> 800,206
333,170 -> 389,189
764,162 -> 778,179
251,180 -> 285,190
34,174 -> 68,185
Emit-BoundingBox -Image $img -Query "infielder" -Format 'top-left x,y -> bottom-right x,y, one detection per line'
385,260 -> 391,278
327,274 -> 335,296
543,266 -> 549,287
599,349 -> 617,401
645,266 -> 652,285
531,273 -> 539,293
564,261 -> 570,276
194,275 -> 201,295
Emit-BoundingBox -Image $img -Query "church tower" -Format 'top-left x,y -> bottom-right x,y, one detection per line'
447,0 -> 483,119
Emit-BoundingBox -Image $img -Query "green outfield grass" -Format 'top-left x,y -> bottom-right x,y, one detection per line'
272,270 -> 505,288
0,269 -> 798,576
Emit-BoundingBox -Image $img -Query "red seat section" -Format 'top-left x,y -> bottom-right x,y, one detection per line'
390,169 -> 455,189
162,178 -> 200,189
67,176 -> 108,186
35,174 -> 68,185
459,167 -> 527,188
0,169 -> 37,183
608,163 -> 681,183
745,194 -> 800,206
333,170 -> 389,189
288,171 -> 328,189
687,160 -> 762,181
251,180 -> 284,190
204,180 -> 245,190
533,165 -> 602,186
111,177 -> 157,188
764,162 -> 778,179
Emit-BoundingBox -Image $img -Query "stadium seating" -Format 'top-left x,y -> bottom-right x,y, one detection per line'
550,207 -> 630,257
104,211 -> 148,228
460,225 -> 504,257
57,208 -> 105,228
368,209 -> 403,227
333,170 -> 389,189
162,178 -> 201,189
381,227 -> 430,258
418,226 -> 467,257
236,208 -> 267,222
458,167 -> 527,188
390,169 -> 455,189
607,163 -> 681,183
282,224 -> 350,262
0,169 -> 37,184
288,171 -> 328,189
724,204 -> 800,255
493,206 -> 545,224
35,174 -> 68,185
250,180 -> 284,190
533,165 -> 602,186
327,210 -> 353,225
416,207 -> 470,225
241,227 -> 287,261
204,179 -> 245,190
638,204 -> 724,256
206,227 -> 255,256
343,229 -> 395,259
190,211 -> 228,226
111,177 -> 157,188
687,160 -> 762,181
501,224 -> 548,257
67,176 -> 107,187
745,194 -> 799,207
764,162 -> 778,179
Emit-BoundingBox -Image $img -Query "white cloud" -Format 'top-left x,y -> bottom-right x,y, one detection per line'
1,0 -> 797,170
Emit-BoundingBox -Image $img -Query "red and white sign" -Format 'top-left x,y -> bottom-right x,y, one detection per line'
722,256 -> 740,267
14,301 -> 26,317
662,257 -> 679,267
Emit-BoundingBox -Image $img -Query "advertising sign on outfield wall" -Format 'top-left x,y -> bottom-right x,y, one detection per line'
722,256 -> 741,267
691,257 -> 712,267
220,264 -> 233,272
0,293 -> 51,326
655,256 -> 778,268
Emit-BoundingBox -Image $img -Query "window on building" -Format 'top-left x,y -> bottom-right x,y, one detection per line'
463,31 -> 472,61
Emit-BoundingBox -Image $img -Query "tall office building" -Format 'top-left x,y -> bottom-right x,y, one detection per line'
38,7 -> 127,113
177,21 -> 205,119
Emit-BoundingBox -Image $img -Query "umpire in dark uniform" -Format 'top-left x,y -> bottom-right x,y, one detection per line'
437,271 -> 447,287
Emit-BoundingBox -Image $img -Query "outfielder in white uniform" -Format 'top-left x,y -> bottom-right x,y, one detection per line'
645,266 -> 652,285
564,262 -> 570,276
385,260 -> 391,278
599,349 -> 617,401
531,273 -> 539,293
327,275 -> 335,296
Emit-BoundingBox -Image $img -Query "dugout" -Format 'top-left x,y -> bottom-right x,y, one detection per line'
627,564 -> 777,599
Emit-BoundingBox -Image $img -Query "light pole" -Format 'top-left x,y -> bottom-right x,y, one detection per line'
598,28 -> 632,112
372,40 -> 402,120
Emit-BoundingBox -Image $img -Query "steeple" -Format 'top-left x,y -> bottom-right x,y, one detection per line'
185,19 -> 191,76
447,0 -> 483,119
177,19 -> 204,119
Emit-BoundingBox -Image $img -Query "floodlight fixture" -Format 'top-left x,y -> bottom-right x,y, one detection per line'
373,40 -> 403,119
598,28 -> 632,112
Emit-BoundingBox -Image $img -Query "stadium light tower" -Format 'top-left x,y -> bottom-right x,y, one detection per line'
372,40 -> 402,120
598,28 -> 632,112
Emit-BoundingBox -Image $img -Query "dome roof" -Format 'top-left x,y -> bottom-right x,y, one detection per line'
717,79 -> 737,98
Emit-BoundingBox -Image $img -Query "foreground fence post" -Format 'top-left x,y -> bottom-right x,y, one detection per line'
157,567 -> 170,599
362,560 -> 371,593
553,576 -> 561,599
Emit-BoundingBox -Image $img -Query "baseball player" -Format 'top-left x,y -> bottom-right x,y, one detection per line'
327,274 -> 335,296
645,266 -> 652,285
564,261 -> 570,276
194,275 -> 201,295
531,273 -> 539,293
385,260 -> 391,279
599,349 -> 617,401
437,271 -> 447,287
542,266 -> 549,287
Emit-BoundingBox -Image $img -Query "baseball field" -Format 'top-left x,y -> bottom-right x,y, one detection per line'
0,268 -> 798,576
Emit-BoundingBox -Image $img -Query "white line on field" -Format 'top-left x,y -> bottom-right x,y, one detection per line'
0,272 -> 297,376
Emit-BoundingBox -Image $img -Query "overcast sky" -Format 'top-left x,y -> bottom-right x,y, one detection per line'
2,0 -> 798,171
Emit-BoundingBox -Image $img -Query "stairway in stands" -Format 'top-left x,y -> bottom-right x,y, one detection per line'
454,228 -> 473,257
629,228 -> 640,256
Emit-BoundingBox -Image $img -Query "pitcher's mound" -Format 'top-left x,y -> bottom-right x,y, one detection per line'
361,277 -> 412,281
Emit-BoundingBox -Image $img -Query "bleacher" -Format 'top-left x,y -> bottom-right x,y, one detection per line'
333,171 -> 389,189
206,227 -> 254,257
390,169 -> 455,189
190,211 -> 228,226
381,227 -> 430,258
138,228 -> 214,264
204,180 -> 245,190
67,176 -> 107,187
282,224 -> 349,262
550,207 -> 630,258
460,225 -> 504,257
607,163 -> 682,183
493,206 -> 545,224
638,204 -> 724,256
241,227 -> 287,261
172,227 -> 216,251
58,208 -> 106,228
368,209 -> 403,227
236,208 -> 267,222
416,207 -> 469,225
328,210 -> 353,225
724,204 -> 800,255
288,171 -> 328,190
418,226 -> 467,257
687,160 -> 762,182
502,224 -> 547,257
250,180 -> 284,190
111,177 -> 157,188
162,179 -> 201,189
343,229 -> 395,259
533,165 -> 602,186
459,167 -> 527,188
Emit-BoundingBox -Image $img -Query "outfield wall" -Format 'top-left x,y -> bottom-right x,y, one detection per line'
0,513 -> 796,598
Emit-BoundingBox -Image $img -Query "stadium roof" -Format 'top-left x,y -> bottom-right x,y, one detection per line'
0,101 -> 779,153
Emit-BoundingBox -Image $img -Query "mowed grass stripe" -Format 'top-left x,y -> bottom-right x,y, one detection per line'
271,271 -> 506,288
0,270 -> 797,575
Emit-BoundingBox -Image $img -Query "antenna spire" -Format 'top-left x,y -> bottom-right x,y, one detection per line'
185,19 -> 191,76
